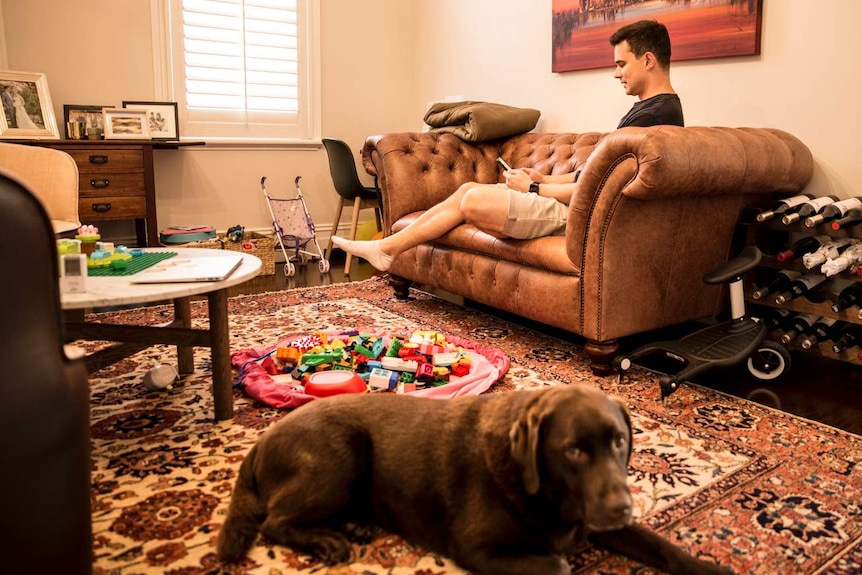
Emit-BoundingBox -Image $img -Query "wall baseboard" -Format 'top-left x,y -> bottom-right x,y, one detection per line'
97,221 -> 377,261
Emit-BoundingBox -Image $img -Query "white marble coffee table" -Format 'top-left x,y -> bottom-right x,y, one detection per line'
62,248 -> 262,421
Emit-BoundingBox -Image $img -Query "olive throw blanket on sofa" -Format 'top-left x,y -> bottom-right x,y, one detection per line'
424,100 -> 541,142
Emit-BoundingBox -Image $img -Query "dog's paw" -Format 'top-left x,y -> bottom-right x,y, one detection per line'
308,532 -> 353,565
343,522 -> 383,544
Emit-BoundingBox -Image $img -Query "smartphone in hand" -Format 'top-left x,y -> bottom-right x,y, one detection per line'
497,157 -> 512,171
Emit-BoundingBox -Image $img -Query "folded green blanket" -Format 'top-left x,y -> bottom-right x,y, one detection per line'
424,101 -> 541,142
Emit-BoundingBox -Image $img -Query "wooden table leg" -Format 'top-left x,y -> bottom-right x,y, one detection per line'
208,288 -> 233,421
174,297 -> 194,375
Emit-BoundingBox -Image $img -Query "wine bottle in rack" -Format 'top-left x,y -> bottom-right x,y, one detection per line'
821,241 -> 862,277
804,197 -> 862,228
751,269 -> 802,300
828,278 -> 862,312
774,273 -> 828,304
781,195 -> 838,225
760,307 -> 794,331
831,323 -> 862,353
775,234 -> 832,263
800,317 -> 840,350
831,208 -> 862,231
802,238 -> 856,269
755,194 -> 815,222
779,313 -> 820,344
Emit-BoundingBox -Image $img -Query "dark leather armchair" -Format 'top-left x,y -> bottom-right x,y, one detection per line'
0,170 -> 91,573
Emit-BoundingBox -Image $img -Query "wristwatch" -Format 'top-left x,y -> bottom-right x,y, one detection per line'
529,182 -> 540,194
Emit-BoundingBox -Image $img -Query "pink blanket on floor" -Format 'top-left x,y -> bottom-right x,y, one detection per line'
230,330 -> 510,410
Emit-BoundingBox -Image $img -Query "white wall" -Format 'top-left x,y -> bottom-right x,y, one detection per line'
411,0 -> 857,199
0,0 -> 858,242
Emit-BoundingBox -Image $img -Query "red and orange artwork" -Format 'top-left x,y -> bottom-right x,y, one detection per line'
552,0 -> 763,73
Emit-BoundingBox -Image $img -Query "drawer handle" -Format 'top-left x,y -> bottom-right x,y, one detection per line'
92,202 -> 112,213
89,155 -> 109,165
90,178 -> 110,189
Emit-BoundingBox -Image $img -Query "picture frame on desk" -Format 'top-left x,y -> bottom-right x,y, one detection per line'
122,101 -> 179,141
0,70 -> 59,140
64,104 -> 112,139
103,108 -> 151,140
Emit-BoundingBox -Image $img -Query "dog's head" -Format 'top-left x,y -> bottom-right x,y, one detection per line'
509,385 -> 633,531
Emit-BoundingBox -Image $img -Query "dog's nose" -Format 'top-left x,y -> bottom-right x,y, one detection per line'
609,501 -> 632,523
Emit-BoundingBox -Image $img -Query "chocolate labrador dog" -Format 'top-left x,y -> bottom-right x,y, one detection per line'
217,385 -> 731,575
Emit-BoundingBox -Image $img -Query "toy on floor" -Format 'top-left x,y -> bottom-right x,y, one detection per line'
304,371 -> 366,398
242,329 -> 473,396
226,225 -> 245,243
614,246 -> 791,402
143,363 -> 178,391
261,176 -> 330,276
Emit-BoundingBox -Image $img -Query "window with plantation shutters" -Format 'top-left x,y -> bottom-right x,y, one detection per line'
158,0 -> 320,141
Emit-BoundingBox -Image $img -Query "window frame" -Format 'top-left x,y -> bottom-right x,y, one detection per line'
150,0 -> 320,144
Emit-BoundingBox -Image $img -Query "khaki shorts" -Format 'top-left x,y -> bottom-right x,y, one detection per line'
500,185 -> 568,239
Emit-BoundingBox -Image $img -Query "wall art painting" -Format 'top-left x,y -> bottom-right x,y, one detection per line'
552,0 -> 763,73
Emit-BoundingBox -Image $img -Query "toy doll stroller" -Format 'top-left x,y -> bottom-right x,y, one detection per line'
261,176 -> 330,276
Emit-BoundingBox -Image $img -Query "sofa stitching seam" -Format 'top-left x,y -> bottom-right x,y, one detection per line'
580,153 -> 633,338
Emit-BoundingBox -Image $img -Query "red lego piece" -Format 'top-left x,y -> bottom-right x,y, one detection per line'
451,362 -> 470,377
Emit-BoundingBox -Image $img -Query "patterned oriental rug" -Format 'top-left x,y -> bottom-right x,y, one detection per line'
84,277 -> 862,575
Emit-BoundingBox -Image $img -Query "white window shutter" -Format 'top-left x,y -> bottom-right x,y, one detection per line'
163,0 -> 319,141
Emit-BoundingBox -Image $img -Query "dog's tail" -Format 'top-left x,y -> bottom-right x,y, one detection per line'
217,443 -> 266,562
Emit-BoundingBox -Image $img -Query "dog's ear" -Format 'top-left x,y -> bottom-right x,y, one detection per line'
509,400 -> 548,495
611,397 -> 633,464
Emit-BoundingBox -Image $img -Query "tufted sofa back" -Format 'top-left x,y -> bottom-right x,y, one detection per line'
362,132 -> 607,233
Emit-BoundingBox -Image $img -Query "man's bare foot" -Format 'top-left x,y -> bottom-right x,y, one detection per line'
331,236 -> 394,272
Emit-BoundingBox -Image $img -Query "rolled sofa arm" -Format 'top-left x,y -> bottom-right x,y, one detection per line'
566,125 -> 814,341
580,125 -> 813,200
568,125 -> 814,262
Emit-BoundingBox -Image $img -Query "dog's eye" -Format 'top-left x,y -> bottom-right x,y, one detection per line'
613,434 -> 627,448
565,446 -> 581,459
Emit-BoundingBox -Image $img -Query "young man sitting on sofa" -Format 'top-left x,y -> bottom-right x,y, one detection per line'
332,19 -> 683,272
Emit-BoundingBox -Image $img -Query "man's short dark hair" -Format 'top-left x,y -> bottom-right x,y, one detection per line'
609,20 -> 672,69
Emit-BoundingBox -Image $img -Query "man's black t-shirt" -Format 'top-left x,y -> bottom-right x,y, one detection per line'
616,93 -> 684,128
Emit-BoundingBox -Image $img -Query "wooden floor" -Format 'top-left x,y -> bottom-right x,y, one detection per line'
234,254 -> 862,436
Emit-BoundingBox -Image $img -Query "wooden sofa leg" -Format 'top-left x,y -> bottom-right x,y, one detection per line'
388,274 -> 413,300
584,339 -> 620,376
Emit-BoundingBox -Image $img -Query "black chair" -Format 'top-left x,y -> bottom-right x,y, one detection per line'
322,138 -> 383,274
0,170 -> 91,574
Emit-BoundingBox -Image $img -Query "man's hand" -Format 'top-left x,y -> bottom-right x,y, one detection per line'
520,167 -> 545,183
504,169 -> 535,192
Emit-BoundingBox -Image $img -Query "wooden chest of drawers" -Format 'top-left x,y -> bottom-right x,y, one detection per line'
69,146 -> 154,245
16,139 -> 203,247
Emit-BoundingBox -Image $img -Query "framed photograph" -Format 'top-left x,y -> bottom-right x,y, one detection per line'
122,100 -> 179,140
64,104 -> 112,139
103,108 -> 150,140
0,70 -> 59,139
552,0 -> 763,73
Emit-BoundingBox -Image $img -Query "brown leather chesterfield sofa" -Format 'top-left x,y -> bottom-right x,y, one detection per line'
361,126 -> 814,375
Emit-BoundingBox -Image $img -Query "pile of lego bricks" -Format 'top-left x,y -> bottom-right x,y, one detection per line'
264,329 -> 474,393
231,328 -> 511,410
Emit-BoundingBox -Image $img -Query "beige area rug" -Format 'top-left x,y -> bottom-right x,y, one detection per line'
82,277 -> 862,574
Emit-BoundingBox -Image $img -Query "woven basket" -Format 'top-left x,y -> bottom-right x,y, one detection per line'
222,231 -> 275,275
177,237 -> 224,250
178,231 -> 275,275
